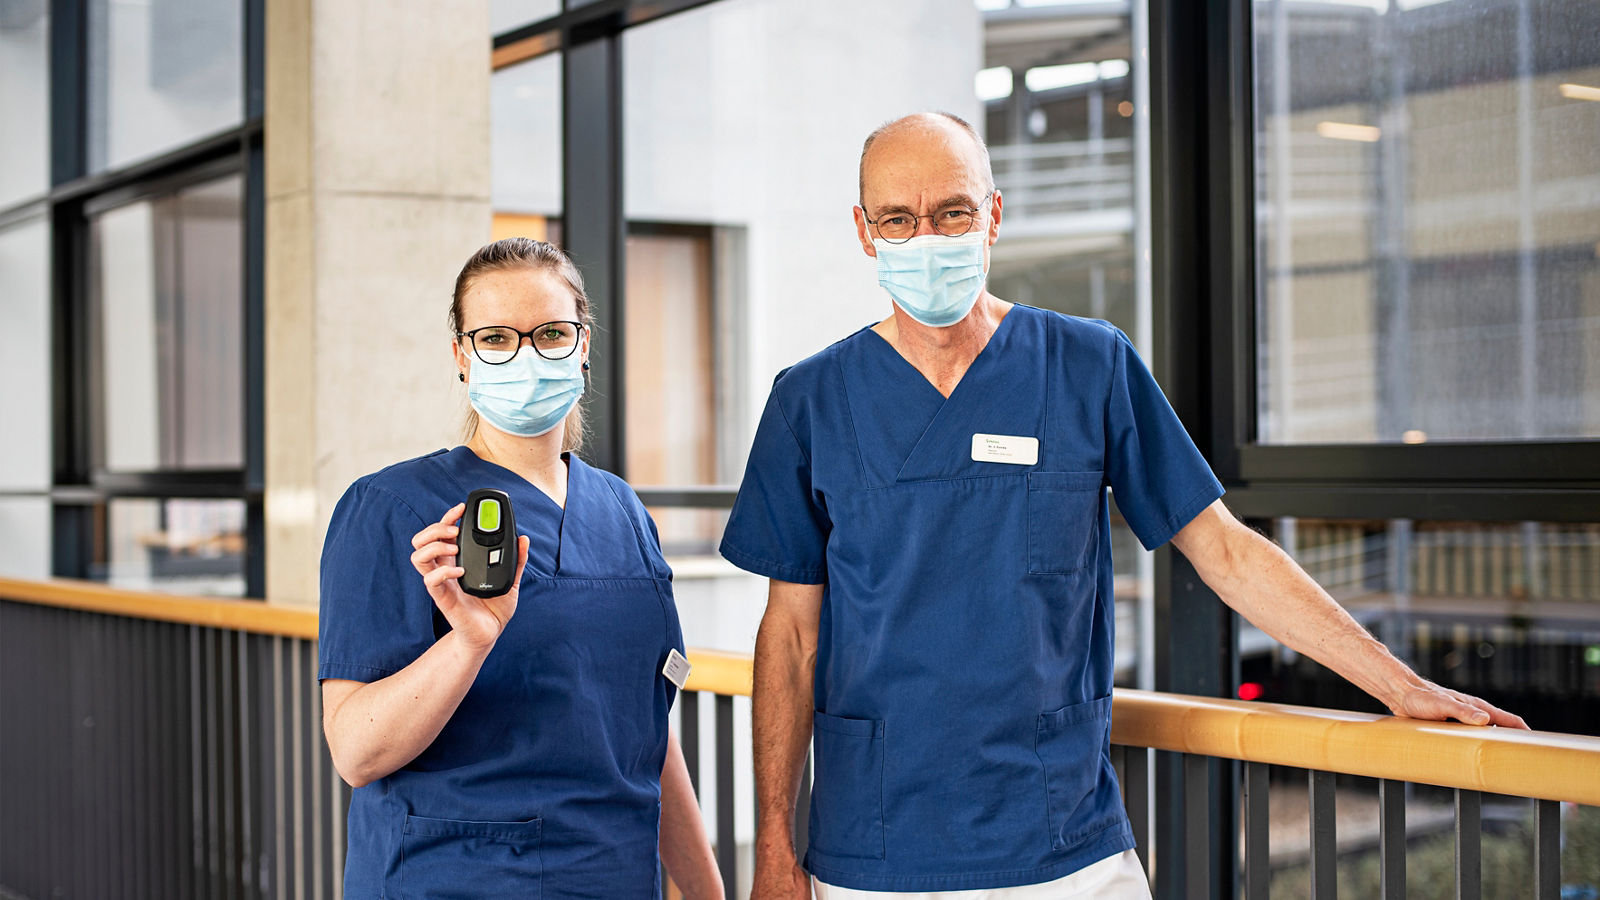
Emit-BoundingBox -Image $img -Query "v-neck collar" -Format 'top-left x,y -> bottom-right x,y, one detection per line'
860,305 -> 1017,403
842,306 -> 1031,485
449,446 -> 578,573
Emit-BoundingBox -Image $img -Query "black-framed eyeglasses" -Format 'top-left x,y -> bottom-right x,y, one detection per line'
456,321 -> 585,364
863,194 -> 993,244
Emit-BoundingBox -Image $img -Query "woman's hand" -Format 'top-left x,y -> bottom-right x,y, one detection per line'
410,503 -> 530,652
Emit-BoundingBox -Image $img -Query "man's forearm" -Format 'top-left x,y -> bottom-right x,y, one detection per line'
1204,523 -> 1424,708
751,606 -> 817,858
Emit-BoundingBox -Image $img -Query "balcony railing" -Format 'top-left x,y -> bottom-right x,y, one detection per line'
2,576 -> 1596,899
991,138 -> 1134,220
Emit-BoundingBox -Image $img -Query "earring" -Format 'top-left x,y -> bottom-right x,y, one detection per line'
458,373 -> 465,382
581,361 -> 590,371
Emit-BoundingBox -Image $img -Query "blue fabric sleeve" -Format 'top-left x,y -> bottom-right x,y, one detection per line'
317,480 -> 438,683
1104,329 -> 1225,551
718,381 -> 830,585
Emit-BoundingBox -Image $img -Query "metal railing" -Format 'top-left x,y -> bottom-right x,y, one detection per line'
991,138 -> 1134,219
2,577 -> 1597,899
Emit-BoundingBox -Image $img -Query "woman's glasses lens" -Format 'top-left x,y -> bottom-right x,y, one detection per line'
469,322 -> 582,364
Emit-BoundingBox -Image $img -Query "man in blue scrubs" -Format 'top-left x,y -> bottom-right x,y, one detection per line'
719,112 -> 1527,899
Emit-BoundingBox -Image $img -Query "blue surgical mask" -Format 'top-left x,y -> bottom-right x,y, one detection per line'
873,231 -> 988,327
467,345 -> 586,438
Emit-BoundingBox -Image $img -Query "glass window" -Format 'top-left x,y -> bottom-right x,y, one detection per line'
1254,0 -> 1600,444
619,0 -> 1157,669
1245,516 -> 1600,737
87,0 -> 243,172
491,51 -> 562,243
490,0 -> 560,36
0,497 -> 50,580
0,1 -> 49,207
624,226 -> 723,555
0,217 -> 50,491
93,174 -> 244,472
89,498 -> 247,595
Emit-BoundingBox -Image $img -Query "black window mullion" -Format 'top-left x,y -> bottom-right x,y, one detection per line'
243,0 -> 264,120
243,134 -> 265,596
562,32 -> 626,476
48,0 -> 88,186
1150,0 -> 1251,896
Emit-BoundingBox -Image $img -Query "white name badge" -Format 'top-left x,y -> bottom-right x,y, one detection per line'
662,648 -> 692,690
971,433 -> 1039,466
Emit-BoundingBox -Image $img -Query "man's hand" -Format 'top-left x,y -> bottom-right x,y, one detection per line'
1388,680 -> 1528,729
749,851 -> 811,900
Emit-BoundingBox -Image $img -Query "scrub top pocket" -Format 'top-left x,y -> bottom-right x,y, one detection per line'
1026,471 -> 1104,575
1035,695 -> 1116,850
395,815 -> 543,900
810,711 -> 887,861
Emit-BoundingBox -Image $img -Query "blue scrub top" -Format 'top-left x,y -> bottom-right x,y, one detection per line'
319,447 -> 685,900
720,305 -> 1223,892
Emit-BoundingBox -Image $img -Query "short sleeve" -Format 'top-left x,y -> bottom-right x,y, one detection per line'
718,381 -> 830,585
1104,329 -> 1225,550
318,480 -> 437,683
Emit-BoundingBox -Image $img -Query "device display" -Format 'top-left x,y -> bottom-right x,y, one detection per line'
459,489 -> 517,598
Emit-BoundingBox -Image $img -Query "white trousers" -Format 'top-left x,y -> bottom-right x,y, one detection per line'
812,849 -> 1152,900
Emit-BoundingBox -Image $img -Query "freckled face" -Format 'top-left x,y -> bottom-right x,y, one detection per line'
454,269 -> 588,377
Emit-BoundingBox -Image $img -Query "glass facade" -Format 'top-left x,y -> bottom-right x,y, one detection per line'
0,1 -> 49,207
87,0 -> 244,172
516,0 -> 1165,688
1254,0 -> 1600,444
0,218 -> 50,492
1246,516 -> 1600,735
93,174 -> 245,472
0,217 -> 51,580
490,0 -> 560,34
491,50 -> 562,242
90,498 -> 248,595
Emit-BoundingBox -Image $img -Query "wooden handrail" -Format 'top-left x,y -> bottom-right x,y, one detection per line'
4,576 -> 1597,805
0,576 -> 319,639
1111,689 -> 1600,806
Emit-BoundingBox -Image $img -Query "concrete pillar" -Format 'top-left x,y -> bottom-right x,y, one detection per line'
264,0 -> 491,606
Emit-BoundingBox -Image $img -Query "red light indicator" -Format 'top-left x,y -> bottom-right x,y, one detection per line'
1237,682 -> 1263,701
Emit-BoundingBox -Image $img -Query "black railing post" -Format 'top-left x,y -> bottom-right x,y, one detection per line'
1533,798 -> 1560,900
1455,789 -> 1481,900
1380,778 -> 1406,900
714,693 -> 736,900
1243,761 -> 1269,900
1309,770 -> 1337,899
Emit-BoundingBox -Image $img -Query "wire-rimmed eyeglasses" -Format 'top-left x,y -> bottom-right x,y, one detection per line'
456,321 -> 585,364
863,194 -> 993,244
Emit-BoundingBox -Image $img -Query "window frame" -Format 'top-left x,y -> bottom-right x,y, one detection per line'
27,0 -> 266,596
1150,0 -> 1600,527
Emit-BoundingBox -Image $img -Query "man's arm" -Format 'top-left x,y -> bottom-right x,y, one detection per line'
1170,500 -> 1528,729
750,578 -> 824,900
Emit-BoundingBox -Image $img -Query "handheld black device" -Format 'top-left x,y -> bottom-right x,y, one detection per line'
459,489 -> 517,598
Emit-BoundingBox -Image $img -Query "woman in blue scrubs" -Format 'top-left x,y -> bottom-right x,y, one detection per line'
318,238 -> 722,899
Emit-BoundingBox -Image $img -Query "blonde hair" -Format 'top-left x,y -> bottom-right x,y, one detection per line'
449,238 -> 594,454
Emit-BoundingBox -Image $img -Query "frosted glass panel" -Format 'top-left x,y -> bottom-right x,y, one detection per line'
1254,0 -> 1600,443
0,218 -> 50,491
0,3 -> 49,206
0,497 -> 50,580
87,0 -> 243,171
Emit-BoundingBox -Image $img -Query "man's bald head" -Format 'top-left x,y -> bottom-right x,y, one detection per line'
858,112 -> 995,207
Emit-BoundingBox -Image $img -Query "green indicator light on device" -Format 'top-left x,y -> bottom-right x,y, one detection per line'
1586,645 -> 1600,667
478,499 -> 501,532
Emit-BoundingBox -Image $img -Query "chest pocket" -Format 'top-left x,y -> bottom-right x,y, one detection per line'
1026,471 -> 1103,575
